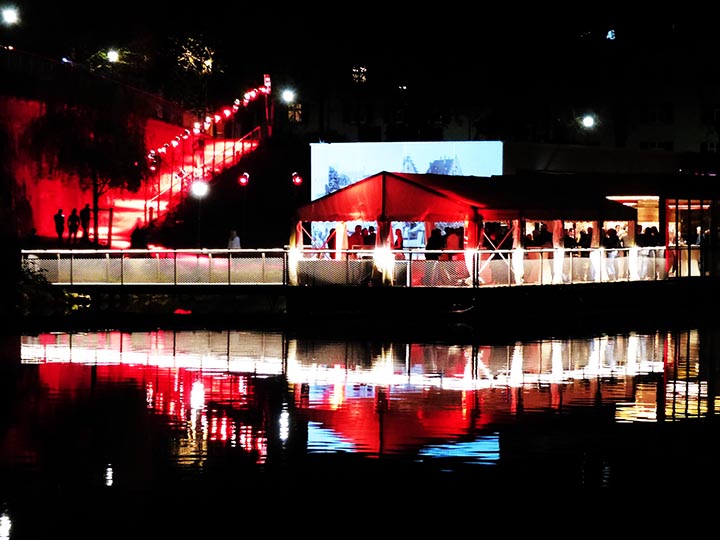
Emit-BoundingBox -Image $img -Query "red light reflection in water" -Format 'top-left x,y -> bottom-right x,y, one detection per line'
19,329 -> 673,462
35,360 -> 269,464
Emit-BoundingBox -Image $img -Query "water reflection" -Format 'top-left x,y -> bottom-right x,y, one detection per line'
2,327 -> 719,533
13,330 -> 717,459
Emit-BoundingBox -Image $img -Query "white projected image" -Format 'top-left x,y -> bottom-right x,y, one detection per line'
308,141 -> 504,249
310,140 -> 503,201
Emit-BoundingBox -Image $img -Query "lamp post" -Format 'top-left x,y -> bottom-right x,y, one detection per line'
190,180 -> 209,247
281,89 -> 296,136
238,172 -> 249,242
1,5 -> 19,47
291,171 -> 303,224
576,112 -> 599,145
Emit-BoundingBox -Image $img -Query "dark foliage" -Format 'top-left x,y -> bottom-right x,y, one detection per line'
17,262 -> 88,319
22,103 -> 148,193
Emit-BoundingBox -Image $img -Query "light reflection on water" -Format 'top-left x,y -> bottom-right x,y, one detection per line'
1,327 -> 719,533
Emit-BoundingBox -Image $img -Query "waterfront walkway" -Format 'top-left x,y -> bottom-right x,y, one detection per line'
20,244 -> 703,288
17,243 -> 713,338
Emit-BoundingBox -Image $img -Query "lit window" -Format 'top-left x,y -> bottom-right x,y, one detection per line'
352,65 -> 367,84
288,103 -> 302,123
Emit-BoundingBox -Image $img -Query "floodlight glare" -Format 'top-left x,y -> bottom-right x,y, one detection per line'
281,89 -> 295,104
1,7 -> 19,26
581,114 -> 595,128
190,180 -> 209,198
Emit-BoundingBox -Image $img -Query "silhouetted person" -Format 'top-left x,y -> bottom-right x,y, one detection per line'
603,227 -> 621,280
424,228 -> 444,284
366,225 -> 377,247
53,208 -> 65,244
79,203 -> 91,241
130,218 -> 148,249
325,228 -> 336,258
67,208 -> 80,244
578,226 -> 594,280
563,228 -> 578,249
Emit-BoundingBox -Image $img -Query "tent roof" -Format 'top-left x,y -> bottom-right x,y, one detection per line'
295,171 -> 638,223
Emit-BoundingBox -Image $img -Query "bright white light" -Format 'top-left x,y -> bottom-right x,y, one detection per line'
190,380 -> 205,409
279,406 -> 289,442
0,512 -> 11,539
1,7 -> 18,26
105,464 -> 114,486
190,180 -> 209,198
281,89 -> 295,104
373,247 -> 395,284
107,49 -> 119,63
288,247 -> 301,285
581,114 -> 595,128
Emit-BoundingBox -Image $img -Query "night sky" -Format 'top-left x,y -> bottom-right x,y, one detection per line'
8,5 -> 719,105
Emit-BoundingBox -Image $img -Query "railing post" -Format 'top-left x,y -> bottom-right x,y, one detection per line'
283,250 -> 288,285
406,251 -> 412,287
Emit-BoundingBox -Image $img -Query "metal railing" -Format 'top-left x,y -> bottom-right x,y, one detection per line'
20,245 -> 707,288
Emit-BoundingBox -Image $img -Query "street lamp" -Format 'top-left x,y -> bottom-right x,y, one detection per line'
238,172 -> 249,241
1,6 -> 19,27
576,113 -> 599,145
281,89 -> 295,105
580,113 -> 597,129
2,5 -> 19,49
191,180 -> 209,247
290,172 -> 304,213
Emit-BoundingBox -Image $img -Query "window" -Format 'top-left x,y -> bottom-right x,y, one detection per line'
352,65 -> 367,84
287,103 -> 302,123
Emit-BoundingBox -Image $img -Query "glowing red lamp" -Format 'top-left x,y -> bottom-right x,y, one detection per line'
239,172 -> 250,186
291,172 -> 303,186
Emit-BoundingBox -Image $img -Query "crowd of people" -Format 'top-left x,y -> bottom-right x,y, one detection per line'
417,221 -> 675,285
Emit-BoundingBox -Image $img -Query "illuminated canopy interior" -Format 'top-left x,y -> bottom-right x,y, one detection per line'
292,171 -> 638,248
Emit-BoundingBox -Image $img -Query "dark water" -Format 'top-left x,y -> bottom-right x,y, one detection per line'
1,326 -> 719,536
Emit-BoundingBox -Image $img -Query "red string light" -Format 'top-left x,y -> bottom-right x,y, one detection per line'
147,75 -> 272,164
